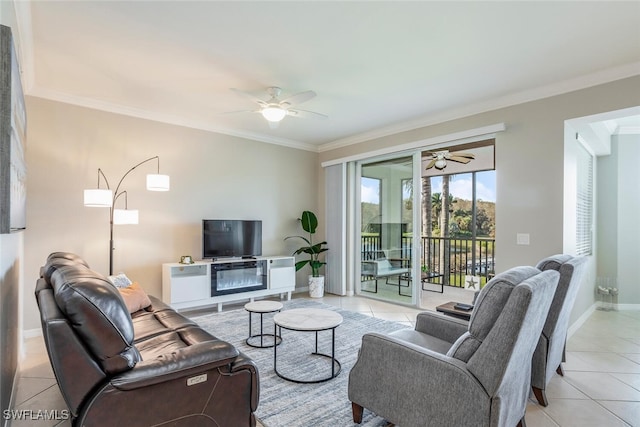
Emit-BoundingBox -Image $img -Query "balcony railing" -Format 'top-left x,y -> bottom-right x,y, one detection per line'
361,235 -> 495,288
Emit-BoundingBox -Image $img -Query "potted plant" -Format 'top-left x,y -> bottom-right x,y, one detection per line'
285,210 -> 329,297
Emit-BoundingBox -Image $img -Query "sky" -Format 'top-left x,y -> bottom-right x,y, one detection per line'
361,170 -> 496,204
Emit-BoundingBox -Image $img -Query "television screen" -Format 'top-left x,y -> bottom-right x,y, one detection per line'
203,219 -> 262,259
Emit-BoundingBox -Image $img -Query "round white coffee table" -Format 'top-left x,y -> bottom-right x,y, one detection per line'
273,308 -> 343,383
244,300 -> 283,348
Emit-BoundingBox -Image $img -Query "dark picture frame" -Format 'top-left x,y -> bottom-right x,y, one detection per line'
0,25 -> 27,233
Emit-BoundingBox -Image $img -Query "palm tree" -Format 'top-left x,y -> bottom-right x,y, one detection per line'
439,175 -> 451,285
421,177 -> 432,238
421,177 -> 433,275
431,192 -> 442,229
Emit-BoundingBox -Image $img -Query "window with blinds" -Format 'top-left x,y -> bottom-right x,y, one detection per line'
576,139 -> 594,256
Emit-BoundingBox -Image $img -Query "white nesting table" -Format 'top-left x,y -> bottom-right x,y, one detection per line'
244,300 -> 283,348
273,308 -> 343,383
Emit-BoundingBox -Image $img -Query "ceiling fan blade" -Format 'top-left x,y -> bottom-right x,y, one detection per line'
449,156 -> 472,164
230,88 -> 268,106
451,152 -> 475,158
280,90 -> 316,107
287,109 -> 328,120
219,109 -> 260,116
425,159 -> 437,169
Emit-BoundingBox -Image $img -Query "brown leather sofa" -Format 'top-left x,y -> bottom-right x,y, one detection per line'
35,252 -> 259,427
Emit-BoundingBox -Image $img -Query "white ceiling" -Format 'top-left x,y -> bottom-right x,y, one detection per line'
15,1 -> 640,151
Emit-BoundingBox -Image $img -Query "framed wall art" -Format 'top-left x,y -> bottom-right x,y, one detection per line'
0,25 -> 26,233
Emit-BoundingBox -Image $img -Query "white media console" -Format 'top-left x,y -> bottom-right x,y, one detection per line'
162,256 -> 295,312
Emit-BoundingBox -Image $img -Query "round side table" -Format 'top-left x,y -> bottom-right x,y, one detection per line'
244,300 -> 283,348
273,308 -> 343,383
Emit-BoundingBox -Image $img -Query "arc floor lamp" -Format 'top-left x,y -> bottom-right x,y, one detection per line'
84,156 -> 169,275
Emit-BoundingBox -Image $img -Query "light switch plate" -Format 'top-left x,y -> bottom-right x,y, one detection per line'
516,233 -> 530,245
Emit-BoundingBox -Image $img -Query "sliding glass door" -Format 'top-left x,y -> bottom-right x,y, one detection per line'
359,155 -> 418,305
420,140 -> 496,292
420,170 -> 496,291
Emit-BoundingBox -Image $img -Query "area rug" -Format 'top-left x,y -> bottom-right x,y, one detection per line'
189,299 -> 410,427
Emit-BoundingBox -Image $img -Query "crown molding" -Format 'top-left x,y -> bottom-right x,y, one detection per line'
22,63 -> 640,155
319,62 -> 640,153
29,87 -> 318,152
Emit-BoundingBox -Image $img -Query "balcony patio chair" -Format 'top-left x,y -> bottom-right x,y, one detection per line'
361,250 -> 410,294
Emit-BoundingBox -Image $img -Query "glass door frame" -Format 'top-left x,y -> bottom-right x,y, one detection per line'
354,151 -> 423,307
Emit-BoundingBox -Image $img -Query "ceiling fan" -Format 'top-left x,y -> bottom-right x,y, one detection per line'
226,87 -> 327,128
425,150 -> 475,170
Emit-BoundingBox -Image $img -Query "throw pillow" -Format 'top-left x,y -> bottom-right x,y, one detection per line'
108,273 -> 133,288
118,282 -> 152,313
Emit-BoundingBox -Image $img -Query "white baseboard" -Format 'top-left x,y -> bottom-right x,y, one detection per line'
568,302 -> 640,339
294,287 -> 352,297
615,303 -> 640,311
23,327 -> 42,339
568,303 -> 597,339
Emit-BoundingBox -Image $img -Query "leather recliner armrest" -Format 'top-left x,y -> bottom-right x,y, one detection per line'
229,351 -> 260,411
110,340 -> 240,391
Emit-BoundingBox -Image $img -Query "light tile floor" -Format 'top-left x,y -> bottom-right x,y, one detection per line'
10,289 -> 640,427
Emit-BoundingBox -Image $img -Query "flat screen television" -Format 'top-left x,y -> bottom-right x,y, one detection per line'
202,219 -> 262,259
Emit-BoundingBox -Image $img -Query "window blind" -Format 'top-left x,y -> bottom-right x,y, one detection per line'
576,139 -> 593,256
325,163 -> 346,295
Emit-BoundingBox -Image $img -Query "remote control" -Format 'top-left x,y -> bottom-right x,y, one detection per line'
454,303 -> 474,311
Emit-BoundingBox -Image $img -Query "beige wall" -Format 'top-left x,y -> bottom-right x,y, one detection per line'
319,75 -> 640,323
23,97 -> 319,331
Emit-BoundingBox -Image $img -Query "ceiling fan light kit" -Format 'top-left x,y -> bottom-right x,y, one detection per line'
228,86 -> 326,125
261,106 -> 287,122
435,158 -> 447,169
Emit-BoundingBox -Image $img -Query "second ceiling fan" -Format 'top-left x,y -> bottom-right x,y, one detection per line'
425,150 -> 475,170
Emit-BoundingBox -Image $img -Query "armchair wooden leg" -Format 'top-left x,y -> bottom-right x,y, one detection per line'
532,386 -> 548,407
352,402 -> 364,424
517,416 -> 527,427
556,364 -> 564,376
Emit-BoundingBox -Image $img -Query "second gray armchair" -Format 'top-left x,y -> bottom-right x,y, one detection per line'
348,266 -> 560,427
531,254 -> 588,406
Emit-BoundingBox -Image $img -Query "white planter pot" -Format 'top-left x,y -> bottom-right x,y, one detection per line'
308,275 -> 325,298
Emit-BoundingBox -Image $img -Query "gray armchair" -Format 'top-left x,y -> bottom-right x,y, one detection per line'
348,266 -> 559,427
531,254 -> 587,406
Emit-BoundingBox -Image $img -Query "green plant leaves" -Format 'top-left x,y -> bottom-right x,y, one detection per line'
300,210 -> 318,234
285,210 -> 327,277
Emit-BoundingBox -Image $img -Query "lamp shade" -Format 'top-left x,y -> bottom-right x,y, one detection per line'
113,209 -> 139,225
435,159 -> 447,169
84,189 -> 113,207
146,174 -> 170,191
261,106 -> 287,122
